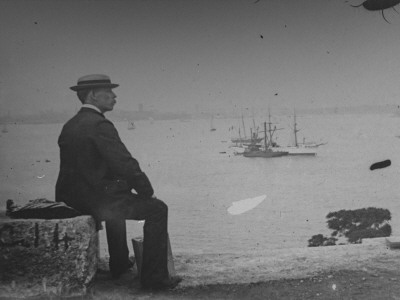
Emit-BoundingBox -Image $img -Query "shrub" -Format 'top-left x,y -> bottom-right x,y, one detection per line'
308,234 -> 337,247
308,207 -> 391,247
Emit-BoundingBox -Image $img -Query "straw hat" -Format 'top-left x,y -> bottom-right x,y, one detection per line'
70,74 -> 119,91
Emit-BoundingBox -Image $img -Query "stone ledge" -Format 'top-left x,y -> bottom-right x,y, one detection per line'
173,238 -> 400,287
0,216 -> 98,298
362,236 -> 400,249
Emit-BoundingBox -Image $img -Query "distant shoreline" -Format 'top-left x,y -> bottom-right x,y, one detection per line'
1,108 -> 399,126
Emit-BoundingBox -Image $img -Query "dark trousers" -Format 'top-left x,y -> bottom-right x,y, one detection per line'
105,196 -> 169,285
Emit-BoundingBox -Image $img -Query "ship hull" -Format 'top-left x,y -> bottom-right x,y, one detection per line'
272,146 -> 316,156
243,150 -> 288,158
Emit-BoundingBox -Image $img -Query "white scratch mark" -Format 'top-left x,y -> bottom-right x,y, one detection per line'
228,195 -> 266,215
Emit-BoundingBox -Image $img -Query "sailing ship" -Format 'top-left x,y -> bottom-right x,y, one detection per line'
271,110 -> 318,156
231,114 -> 262,145
243,122 -> 288,158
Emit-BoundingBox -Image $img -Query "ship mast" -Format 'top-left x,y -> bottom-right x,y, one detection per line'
267,109 -> 275,147
241,113 -> 247,139
293,109 -> 300,147
266,107 -> 284,147
264,121 -> 267,150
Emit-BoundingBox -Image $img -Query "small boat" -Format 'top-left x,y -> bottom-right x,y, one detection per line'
210,115 -> 216,131
127,121 -> 136,130
2,123 -> 8,133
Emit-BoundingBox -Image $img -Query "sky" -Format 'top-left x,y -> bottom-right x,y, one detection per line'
1,0 -> 400,117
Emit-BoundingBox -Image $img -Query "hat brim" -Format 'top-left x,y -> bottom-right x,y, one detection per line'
70,83 -> 119,91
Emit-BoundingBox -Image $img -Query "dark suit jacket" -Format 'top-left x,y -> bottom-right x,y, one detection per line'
55,107 -> 154,220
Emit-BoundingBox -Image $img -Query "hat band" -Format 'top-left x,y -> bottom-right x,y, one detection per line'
77,79 -> 112,85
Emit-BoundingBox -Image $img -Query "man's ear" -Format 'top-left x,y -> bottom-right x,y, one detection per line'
86,90 -> 97,104
88,90 -> 95,100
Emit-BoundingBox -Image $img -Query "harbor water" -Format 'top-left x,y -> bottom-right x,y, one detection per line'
1,113 -> 400,257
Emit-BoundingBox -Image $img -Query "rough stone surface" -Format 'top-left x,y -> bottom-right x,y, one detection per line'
172,241 -> 400,287
0,215 -> 98,298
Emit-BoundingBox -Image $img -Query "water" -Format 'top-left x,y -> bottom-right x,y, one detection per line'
1,113 -> 400,256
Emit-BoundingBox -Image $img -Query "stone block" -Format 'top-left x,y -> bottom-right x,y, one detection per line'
385,236 -> 400,249
0,215 -> 98,298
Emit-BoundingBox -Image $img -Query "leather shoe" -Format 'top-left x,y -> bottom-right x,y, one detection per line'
142,276 -> 182,290
111,259 -> 135,279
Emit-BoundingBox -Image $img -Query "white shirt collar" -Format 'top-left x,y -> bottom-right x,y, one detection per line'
82,104 -> 102,114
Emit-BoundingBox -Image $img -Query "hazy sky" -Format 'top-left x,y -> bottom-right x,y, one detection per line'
1,0 -> 400,116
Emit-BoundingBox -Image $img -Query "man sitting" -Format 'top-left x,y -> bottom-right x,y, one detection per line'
56,74 -> 181,290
